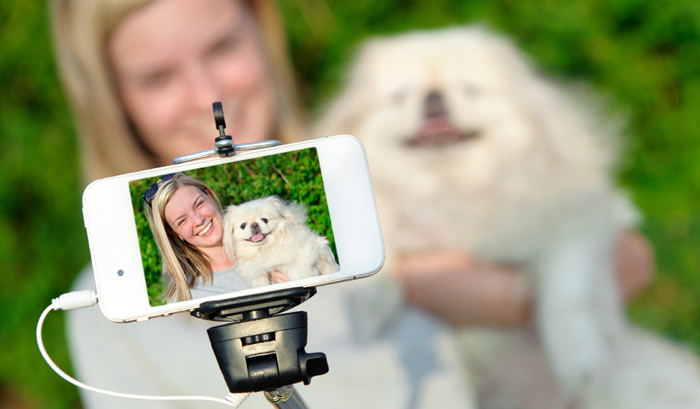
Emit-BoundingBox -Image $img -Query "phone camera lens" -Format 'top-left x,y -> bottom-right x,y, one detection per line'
118,270 -> 124,277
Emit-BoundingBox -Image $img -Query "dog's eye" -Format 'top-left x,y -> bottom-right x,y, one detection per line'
240,223 -> 247,230
261,218 -> 268,224
390,87 -> 409,105
463,83 -> 479,97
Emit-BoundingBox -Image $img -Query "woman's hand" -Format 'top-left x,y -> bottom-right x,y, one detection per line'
396,251 -> 529,326
396,230 -> 655,327
614,230 -> 655,301
271,271 -> 290,284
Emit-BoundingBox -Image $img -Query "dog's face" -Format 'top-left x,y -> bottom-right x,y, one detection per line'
364,36 -> 529,149
315,27 -> 552,191
223,197 -> 283,253
223,196 -> 306,258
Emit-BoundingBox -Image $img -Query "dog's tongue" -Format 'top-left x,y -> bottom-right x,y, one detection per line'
421,116 -> 453,134
411,116 -> 462,146
251,233 -> 265,242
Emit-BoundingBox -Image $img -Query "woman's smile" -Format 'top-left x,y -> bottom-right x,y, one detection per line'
197,220 -> 213,236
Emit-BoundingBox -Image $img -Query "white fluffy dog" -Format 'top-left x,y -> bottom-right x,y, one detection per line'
314,26 -> 700,408
222,196 -> 340,287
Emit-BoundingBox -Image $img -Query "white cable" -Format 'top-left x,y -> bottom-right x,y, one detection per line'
37,292 -> 252,408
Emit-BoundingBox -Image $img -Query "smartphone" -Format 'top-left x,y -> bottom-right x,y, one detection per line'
82,135 -> 385,322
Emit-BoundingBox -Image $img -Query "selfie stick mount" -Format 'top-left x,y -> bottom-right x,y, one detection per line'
172,102 -> 281,165
192,288 -> 327,408
174,102 -> 325,408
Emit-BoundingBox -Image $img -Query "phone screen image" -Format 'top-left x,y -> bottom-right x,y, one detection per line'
128,147 -> 338,306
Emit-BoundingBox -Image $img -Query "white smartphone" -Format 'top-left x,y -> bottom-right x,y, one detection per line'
82,135 -> 385,323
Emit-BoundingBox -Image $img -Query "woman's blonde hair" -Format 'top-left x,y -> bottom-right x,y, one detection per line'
145,173 -> 222,302
51,0 -> 305,184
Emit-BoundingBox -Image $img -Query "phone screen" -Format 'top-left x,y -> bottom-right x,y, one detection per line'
128,147 -> 338,306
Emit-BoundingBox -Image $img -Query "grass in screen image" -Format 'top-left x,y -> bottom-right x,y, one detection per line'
128,148 -> 336,306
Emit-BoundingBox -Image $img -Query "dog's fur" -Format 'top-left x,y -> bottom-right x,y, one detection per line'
222,196 -> 339,287
314,26 -> 700,408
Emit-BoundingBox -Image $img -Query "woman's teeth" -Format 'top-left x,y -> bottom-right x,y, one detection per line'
197,221 -> 212,236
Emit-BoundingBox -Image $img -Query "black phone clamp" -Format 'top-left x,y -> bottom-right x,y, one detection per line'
191,287 -> 328,408
172,102 -> 282,165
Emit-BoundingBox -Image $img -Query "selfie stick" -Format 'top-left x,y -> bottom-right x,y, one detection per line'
172,103 -> 328,408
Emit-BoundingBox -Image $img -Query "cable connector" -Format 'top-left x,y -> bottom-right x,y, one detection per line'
51,290 -> 98,311
225,392 -> 250,407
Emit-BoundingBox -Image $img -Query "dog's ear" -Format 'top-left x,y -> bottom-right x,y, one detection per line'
312,38 -> 388,139
223,204 -> 237,226
468,24 -> 622,170
265,196 -> 307,224
222,205 -> 237,259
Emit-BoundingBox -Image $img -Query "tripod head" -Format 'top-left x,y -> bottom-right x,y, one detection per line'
193,288 -> 328,394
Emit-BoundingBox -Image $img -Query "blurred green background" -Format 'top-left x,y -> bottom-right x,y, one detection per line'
1,0 -> 699,407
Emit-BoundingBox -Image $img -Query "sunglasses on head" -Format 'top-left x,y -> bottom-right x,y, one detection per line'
142,173 -> 178,208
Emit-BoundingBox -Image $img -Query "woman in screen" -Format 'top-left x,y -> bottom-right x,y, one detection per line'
52,0 -> 654,408
141,172 -> 265,302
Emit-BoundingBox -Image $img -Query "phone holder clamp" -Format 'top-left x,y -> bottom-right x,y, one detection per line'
178,102 -> 324,408
172,102 -> 281,165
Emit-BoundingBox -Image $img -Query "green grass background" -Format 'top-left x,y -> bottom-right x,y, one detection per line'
1,0 -> 699,407
128,148 -> 336,306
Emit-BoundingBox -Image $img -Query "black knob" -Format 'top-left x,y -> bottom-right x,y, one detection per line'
213,102 -> 226,130
299,352 -> 329,385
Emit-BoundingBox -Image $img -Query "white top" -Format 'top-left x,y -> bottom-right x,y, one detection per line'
66,267 -> 475,409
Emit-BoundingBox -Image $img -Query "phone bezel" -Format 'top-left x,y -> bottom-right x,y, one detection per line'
82,135 -> 385,322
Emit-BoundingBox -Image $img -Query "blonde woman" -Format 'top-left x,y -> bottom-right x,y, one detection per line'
53,1 -> 303,408
52,0 -> 304,185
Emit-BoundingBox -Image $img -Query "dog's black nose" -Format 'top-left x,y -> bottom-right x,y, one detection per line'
425,90 -> 447,119
251,222 -> 259,229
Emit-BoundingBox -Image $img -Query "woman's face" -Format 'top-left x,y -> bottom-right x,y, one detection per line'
109,0 -> 277,166
164,185 -> 224,249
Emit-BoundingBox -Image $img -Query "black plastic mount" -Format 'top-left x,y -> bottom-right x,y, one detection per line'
191,288 -> 329,394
